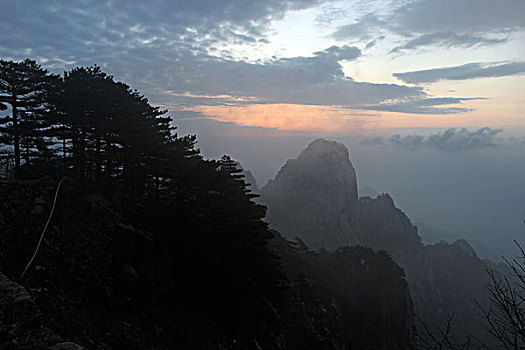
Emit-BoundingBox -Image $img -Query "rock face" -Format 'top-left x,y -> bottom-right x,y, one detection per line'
261,139 -> 360,249
357,194 -> 422,255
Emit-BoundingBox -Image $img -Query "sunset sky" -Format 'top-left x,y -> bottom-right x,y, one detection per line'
2,0 -> 524,135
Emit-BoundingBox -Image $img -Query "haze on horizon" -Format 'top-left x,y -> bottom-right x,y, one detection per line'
1,0 -> 524,257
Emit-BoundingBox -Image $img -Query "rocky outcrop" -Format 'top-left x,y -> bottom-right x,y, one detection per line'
0,272 -> 83,349
261,139 -> 360,250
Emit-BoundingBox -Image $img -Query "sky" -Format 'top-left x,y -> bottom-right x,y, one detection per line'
1,0 -> 524,256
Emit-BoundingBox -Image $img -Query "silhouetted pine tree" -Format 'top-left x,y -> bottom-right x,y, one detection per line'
0,59 -> 57,177
57,66 -> 174,193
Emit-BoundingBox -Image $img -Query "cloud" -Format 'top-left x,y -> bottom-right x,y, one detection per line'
2,0 -> 329,46
192,104 -> 372,131
425,127 -> 503,152
389,134 -> 425,149
362,127 -> 504,152
331,13 -> 386,41
394,61 -> 525,84
389,31 -> 507,54
0,0 -> 335,73
128,46 -> 469,115
148,46 -> 366,104
393,0 -> 525,35
331,0 -> 523,52
354,97 -> 482,115
359,136 -> 385,146
364,39 -> 378,50
0,0 -> 487,122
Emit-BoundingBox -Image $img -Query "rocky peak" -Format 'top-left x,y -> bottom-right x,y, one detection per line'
296,138 -> 350,162
0,272 -> 83,349
265,138 -> 358,200
261,139 -> 359,250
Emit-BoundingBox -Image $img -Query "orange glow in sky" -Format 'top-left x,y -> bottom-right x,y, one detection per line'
193,104 -> 374,132
192,98 -> 524,134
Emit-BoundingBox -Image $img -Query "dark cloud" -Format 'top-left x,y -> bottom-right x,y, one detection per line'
124,48 -> 489,114
332,0 -> 523,52
0,0 -> 331,71
366,127 -> 504,152
145,46 -> 366,106
364,40 -> 377,50
101,45 -> 463,115
394,61 -> 525,84
2,0 -> 328,46
354,97 -> 481,115
425,127 -> 503,152
360,127 -> 504,152
393,0 -> 525,34
389,31 -> 507,54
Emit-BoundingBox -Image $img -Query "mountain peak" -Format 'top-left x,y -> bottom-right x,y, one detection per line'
261,139 -> 359,249
298,138 -> 349,161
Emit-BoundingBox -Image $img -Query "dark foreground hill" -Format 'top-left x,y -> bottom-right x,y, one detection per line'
0,175 -> 415,349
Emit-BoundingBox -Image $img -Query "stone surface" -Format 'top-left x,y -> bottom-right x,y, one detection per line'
0,273 -> 67,348
261,139 -> 359,250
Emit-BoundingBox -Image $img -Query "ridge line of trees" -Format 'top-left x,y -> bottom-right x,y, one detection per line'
0,59 -> 199,196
